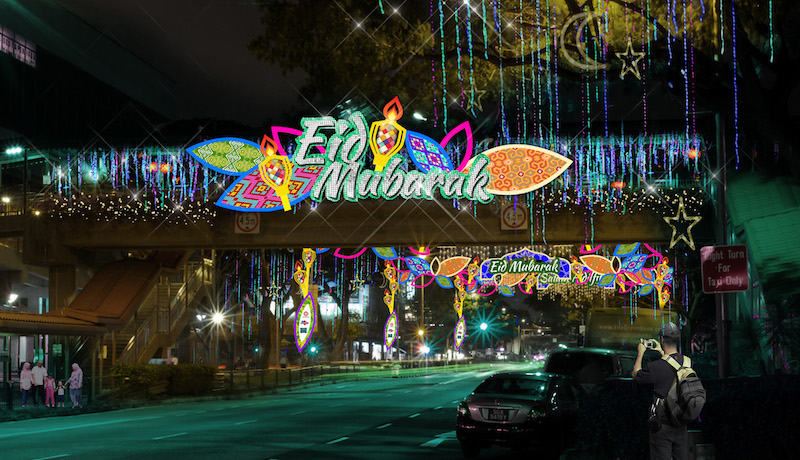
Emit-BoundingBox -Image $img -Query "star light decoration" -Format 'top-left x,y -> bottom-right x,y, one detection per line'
615,37 -> 646,80
663,197 -> 702,250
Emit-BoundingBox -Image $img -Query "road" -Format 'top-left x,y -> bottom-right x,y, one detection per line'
0,363 -> 549,460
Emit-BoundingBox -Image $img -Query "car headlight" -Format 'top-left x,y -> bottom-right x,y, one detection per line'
457,403 -> 470,417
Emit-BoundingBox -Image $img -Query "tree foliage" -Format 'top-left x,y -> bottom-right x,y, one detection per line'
250,0 -> 800,170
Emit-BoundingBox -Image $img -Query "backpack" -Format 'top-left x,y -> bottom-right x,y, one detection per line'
660,355 -> 706,426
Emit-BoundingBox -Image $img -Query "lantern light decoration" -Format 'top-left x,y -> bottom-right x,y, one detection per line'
610,181 -> 626,189
688,149 -> 700,160
369,97 -> 407,172
294,248 -> 317,353
258,134 -> 294,211
383,261 -> 399,348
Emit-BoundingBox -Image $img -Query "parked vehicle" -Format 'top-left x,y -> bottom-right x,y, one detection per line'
544,347 -> 658,392
455,371 -> 586,458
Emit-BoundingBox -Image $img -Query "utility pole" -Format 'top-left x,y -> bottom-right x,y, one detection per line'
715,112 -> 731,378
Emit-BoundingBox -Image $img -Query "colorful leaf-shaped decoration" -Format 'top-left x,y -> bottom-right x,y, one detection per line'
187,137 -> 265,175
598,273 -> 617,287
373,247 -> 398,260
398,271 -> 411,283
638,284 -> 655,296
405,256 -> 432,276
498,285 -> 514,297
405,131 -> 454,173
463,144 -> 572,195
614,243 -> 641,257
216,162 -> 323,212
619,254 -> 648,273
435,275 -> 454,289
294,293 -> 316,353
499,272 -> 527,287
333,248 -> 368,259
580,255 -> 616,275
438,256 -> 471,277
440,121 -> 474,172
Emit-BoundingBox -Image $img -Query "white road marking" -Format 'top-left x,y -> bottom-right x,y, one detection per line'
152,432 -> 188,440
420,431 -> 457,448
290,410 -> 307,415
409,413 -> 420,418
0,417 -> 160,439
335,384 -> 353,389
33,455 -> 71,460
376,423 -> 392,429
326,437 -> 349,444
235,420 -> 258,425
434,406 -> 442,410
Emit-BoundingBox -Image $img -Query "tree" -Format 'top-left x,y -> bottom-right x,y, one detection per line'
250,0 -> 800,172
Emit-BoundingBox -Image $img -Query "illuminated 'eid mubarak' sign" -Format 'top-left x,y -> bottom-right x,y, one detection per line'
186,98 -> 572,212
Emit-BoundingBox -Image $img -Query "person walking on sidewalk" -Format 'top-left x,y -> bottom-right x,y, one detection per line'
31,360 -> 47,406
632,322 -> 688,460
19,362 -> 33,407
67,363 -> 83,408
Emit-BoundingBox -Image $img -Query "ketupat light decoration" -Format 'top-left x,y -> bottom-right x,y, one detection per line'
663,197 -> 702,250
257,135 -> 294,211
369,97 -> 407,172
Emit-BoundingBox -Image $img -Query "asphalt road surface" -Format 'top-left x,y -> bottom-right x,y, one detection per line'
0,363 -> 551,460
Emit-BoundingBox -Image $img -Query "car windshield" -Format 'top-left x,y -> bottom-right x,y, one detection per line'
474,376 -> 550,397
546,352 -> 615,384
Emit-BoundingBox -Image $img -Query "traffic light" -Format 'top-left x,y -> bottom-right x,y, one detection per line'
254,345 -> 259,353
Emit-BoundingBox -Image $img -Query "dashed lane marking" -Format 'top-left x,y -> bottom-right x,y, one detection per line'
33,455 -> 70,460
409,413 -> 420,418
152,432 -> 188,440
326,437 -> 349,444
235,420 -> 257,425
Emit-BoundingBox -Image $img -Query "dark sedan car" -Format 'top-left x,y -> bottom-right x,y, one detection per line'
455,371 -> 585,458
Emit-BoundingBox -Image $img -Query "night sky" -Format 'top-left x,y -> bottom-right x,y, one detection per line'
57,0 -> 304,128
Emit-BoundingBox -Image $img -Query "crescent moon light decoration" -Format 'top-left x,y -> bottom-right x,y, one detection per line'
559,11 -> 610,72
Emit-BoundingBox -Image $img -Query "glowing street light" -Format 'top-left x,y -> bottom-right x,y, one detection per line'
479,322 -> 488,331
417,329 -> 425,337
421,345 -> 430,354
212,312 -> 224,324
5,147 -> 23,155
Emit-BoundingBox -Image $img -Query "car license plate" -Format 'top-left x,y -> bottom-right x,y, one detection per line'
487,409 -> 509,421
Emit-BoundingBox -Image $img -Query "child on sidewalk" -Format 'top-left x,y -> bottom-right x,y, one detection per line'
56,381 -> 66,407
45,374 -> 56,407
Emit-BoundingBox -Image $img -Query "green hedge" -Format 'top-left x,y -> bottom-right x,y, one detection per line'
111,363 -> 215,396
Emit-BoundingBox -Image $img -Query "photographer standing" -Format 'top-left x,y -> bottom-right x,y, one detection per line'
632,322 -> 687,460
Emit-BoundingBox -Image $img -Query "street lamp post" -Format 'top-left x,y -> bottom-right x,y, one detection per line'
212,312 -> 224,368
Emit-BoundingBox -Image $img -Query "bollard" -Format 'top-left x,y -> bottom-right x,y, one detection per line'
274,368 -> 278,393
260,368 -> 264,390
246,368 -> 250,390
229,370 -> 234,393
288,368 -> 292,387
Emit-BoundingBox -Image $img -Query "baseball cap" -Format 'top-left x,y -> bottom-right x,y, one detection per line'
659,322 -> 681,339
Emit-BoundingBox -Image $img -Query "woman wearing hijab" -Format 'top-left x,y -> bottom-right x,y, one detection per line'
67,363 -> 83,408
19,362 -> 33,407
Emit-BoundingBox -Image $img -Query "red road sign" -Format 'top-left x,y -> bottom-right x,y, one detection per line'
700,245 -> 749,293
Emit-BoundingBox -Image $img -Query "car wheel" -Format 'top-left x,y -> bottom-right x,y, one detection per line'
460,441 -> 481,458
